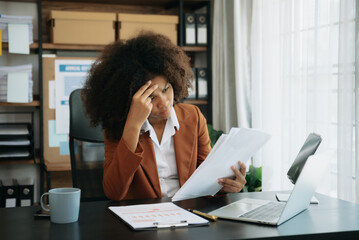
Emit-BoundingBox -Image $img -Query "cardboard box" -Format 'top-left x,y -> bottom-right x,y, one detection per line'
118,13 -> 178,44
49,11 -> 116,45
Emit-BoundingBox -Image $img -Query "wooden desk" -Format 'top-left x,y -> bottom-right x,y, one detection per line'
1,191 -> 358,240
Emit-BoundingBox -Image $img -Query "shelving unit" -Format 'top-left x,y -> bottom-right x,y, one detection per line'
0,1 -> 43,208
2,0 -> 212,194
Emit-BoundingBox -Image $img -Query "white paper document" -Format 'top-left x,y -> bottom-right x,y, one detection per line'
0,64 -> 33,103
108,202 -> 208,230
0,124 -> 29,135
0,14 -> 33,43
49,80 -> 55,109
7,72 -> 29,103
8,23 -> 29,54
172,128 -> 271,201
55,59 -> 94,134
0,136 -> 30,146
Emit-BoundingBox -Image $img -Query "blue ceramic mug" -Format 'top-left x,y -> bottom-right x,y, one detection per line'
40,188 -> 81,224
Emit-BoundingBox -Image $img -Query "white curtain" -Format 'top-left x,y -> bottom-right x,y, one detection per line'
251,0 -> 358,202
212,0 -> 252,133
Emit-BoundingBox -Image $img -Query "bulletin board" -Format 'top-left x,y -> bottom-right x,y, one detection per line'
42,56 -> 96,171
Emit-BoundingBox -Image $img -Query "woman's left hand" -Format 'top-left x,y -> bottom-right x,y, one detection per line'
218,161 -> 247,193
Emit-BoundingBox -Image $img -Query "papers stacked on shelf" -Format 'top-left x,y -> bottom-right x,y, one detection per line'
0,136 -> 30,146
0,64 -> 33,103
0,14 -> 33,54
0,124 -> 29,135
0,148 -> 30,158
0,14 -> 33,43
0,123 -> 32,159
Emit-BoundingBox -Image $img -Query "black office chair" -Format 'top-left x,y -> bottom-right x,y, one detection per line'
69,89 -> 107,201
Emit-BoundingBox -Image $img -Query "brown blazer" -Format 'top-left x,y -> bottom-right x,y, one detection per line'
103,103 -> 212,200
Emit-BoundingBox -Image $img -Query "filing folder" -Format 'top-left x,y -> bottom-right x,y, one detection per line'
188,68 -> 197,99
197,68 -> 208,99
2,179 -> 18,208
184,13 -> 196,45
18,177 -> 34,207
196,14 -> 207,45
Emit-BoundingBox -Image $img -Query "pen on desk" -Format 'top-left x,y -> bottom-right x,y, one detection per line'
153,220 -> 188,228
188,209 -> 218,221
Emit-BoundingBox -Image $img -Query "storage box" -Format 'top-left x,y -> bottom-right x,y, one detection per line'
117,13 -> 178,44
49,11 -> 116,45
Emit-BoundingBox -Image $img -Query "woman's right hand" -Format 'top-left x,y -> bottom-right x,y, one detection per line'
121,81 -> 158,152
126,80 -> 158,128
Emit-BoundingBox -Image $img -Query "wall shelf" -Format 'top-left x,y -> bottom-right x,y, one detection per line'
0,95 -> 40,107
182,46 -> 207,52
0,157 -> 40,166
44,164 -> 71,172
183,99 -> 208,104
2,42 -> 39,50
41,43 -> 207,52
42,43 -> 105,51
0,101 -> 40,107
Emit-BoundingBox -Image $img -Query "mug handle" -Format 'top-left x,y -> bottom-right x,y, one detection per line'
40,193 -> 50,212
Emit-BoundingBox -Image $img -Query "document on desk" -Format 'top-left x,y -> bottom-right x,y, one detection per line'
108,202 -> 209,230
172,128 -> 270,201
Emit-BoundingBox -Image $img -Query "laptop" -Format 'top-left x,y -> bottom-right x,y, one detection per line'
208,151 -> 331,226
287,133 -> 322,184
277,133 -> 322,203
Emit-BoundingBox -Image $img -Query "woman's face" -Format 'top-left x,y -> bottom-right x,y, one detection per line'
148,76 -> 174,124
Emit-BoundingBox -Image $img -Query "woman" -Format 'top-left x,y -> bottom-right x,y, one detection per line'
82,32 -> 246,200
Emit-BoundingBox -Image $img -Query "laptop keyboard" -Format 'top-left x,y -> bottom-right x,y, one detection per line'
240,202 -> 285,222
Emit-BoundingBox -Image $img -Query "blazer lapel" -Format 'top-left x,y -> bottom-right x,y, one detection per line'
138,133 -> 161,197
174,110 -> 195,187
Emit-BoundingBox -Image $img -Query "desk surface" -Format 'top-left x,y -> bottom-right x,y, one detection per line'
1,191 -> 359,240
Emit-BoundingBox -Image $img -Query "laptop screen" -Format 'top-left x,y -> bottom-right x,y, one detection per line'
287,133 -> 322,184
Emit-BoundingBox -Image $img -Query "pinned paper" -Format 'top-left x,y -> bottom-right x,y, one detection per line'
49,80 -> 55,109
55,59 -> 94,134
7,72 -> 29,103
48,120 -> 68,147
8,23 -> 29,54
60,141 -> 70,155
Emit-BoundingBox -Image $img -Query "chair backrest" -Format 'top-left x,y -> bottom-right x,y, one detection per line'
69,89 -> 107,201
69,89 -> 104,143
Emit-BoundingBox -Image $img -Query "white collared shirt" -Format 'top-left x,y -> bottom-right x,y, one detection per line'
141,107 -> 180,197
